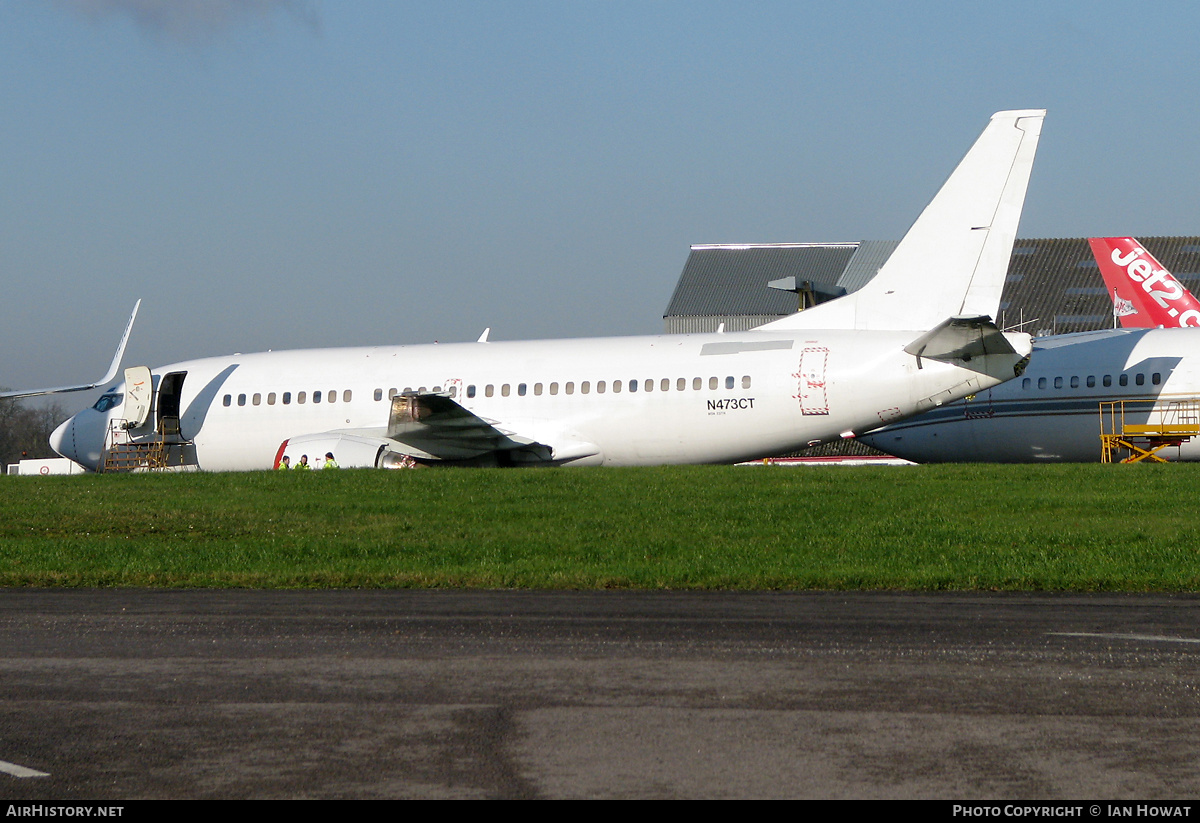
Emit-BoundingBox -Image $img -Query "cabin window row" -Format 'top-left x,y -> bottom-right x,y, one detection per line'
223,389 -> 353,407
463,375 -> 752,398
223,375 -> 755,408
372,376 -> 754,401
1020,373 -> 1162,390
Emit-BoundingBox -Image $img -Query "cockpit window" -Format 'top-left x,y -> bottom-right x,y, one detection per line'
93,393 -> 123,412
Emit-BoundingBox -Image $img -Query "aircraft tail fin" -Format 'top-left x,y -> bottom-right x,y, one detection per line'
761,109 -> 1045,332
1088,237 -> 1200,328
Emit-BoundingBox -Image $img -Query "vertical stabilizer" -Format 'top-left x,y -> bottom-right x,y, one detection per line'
1089,237 -> 1200,328
762,110 -> 1044,332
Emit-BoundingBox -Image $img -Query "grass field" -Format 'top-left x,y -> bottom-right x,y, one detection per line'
1,464 -> 1197,590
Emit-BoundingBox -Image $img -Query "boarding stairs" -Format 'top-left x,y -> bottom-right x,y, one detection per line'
100,419 -> 172,473
1099,399 -> 1200,463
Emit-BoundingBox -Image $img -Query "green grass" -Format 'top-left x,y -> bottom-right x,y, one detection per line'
1,464 -> 1198,590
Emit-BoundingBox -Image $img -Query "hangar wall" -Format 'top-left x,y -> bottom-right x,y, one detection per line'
664,237 -> 1200,334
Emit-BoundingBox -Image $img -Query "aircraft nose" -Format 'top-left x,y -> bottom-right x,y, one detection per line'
50,410 -> 106,472
49,416 -> 75,462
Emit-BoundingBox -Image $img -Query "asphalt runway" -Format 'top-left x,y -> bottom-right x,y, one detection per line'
2,589 -> 1200,799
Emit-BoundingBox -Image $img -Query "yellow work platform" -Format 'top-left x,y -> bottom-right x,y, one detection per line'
1099,399 -> 1200,463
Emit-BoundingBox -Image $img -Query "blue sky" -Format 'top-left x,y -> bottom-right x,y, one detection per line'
4,0 -> 1199,398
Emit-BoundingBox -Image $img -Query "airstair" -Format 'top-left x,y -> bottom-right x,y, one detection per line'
100,419 -> 178,472
1099,399 -> 1200,463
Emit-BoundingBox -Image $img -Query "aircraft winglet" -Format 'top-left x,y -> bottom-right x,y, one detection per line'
1,299 -> 141,399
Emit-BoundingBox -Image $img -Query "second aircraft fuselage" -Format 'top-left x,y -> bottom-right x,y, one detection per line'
861,327 -> 1200,462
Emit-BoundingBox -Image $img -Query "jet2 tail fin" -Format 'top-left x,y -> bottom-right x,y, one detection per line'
761,109 -> 1045,333
1088,237 -> 1200,328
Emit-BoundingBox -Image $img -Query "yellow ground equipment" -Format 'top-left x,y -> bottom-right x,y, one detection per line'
1099,399 -> 1200,463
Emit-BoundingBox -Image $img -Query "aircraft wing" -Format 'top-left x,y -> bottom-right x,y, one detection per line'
278,391 -> 596,468
385,391 -> 554,461
1,300 -> 141,399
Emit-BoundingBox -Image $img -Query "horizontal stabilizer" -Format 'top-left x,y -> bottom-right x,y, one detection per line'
904,316 -> 1021,363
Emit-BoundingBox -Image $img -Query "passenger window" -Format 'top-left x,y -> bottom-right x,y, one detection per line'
268,392 -> 276,405
388,388 -> 398,399
467,385 -> 476,398
565,382 -> 574,395
374,388 -> 383,401
613,380 -> 622,393
629,380 -> 637,393
328,390 -> 336,403
1037,378 -> 1046,389
1070,377 -> 1079,389
485,385 -> 494,397
709,377 -> 718,390
1022,378 -> 1031,389
534,383 -> 542,396
549,382 -> 558,396
238,394 -> 247,406
298,391 -> 306,404
644,379 -> 653,392
1119,375 -> 1128,387
661,378 -> 670,392
597,380 -> 605,393
447,387 -> 456,398
283,392 -> 292,405
1103,376 -> 1112,387
677,378 -> 686,391
223,394 -> 232,407
581,381 -> 590,394
313,391 -> 322,404
502,384 -> 511,397
1086,376 -> 1095,388
725,376 -> 735,389
1054,377 -> 1063,389
1153,373 -> 1162,385
518,383 -> 527,397
1135,374 -> 1145,386
693,377 -> 702,390
253,393 -> 262,406
742,376 -> 751,389
344,390 -> 352,403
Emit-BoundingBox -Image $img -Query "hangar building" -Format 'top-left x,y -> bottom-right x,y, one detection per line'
663,237 -> 1200,335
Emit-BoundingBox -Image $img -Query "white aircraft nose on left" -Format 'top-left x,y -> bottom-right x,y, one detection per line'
50,410 -> 106,471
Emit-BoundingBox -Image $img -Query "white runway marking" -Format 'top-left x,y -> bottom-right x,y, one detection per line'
0,760 -> 49,778
1051,632 -> 1200,645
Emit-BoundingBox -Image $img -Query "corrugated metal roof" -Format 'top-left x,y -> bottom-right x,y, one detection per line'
999,237 -> 1200,335
663,243 -> 857,317
837,240 -> 899,293
663,236 -> 1200,335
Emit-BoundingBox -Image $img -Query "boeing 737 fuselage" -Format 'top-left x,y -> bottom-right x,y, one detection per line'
50,327 -> 1025,470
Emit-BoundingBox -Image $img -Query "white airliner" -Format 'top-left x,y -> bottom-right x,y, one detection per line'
861,240 -> 1200,462
45,110 -> 1043,472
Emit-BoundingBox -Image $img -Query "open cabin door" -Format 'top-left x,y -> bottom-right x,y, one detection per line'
123,366 -> 153,429
157,371 -> 187,436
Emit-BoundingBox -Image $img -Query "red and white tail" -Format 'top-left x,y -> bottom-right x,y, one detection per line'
1088,237 -> 1200,328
